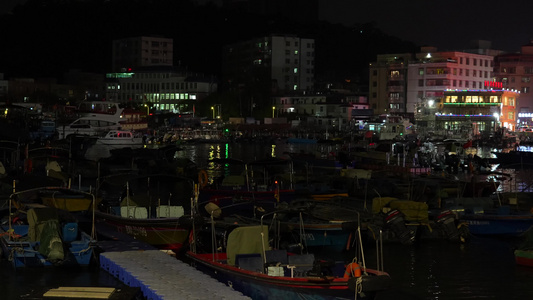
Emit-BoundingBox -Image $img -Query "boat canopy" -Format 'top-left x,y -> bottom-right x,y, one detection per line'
226,225 -> 269,266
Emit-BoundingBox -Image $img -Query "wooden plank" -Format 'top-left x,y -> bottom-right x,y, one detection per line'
43,287 -> 115,299
54,287 -> 116,293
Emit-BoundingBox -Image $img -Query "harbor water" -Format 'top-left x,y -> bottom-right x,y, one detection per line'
3,141 -> 533,299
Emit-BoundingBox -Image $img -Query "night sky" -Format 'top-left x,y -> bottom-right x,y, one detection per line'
2,0 -> 531,53
318,0 -> 530,53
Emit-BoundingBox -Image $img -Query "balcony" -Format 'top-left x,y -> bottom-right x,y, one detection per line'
388,86 -> 404,92
388,74 -> 405,80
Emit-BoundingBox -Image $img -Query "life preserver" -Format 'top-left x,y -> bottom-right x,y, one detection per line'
344,262 -> 361,278
198,170 -> 208,188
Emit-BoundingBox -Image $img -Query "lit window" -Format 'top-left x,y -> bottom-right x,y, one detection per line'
294,50 -> 298,55
293,68 -> 298,74
293,85 -> 298,90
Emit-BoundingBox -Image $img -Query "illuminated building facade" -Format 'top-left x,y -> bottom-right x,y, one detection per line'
407,46 -> 497,115
438,89 -> 519,135
105,66 -> 217,114
493,41 -> 533,126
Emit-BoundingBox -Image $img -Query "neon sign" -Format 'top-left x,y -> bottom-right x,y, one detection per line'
484,81 -> 503,89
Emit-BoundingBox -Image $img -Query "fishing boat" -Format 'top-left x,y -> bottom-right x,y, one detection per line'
95,130 -> 144,149
94,173 -> 201,253
199,157 -> 298,206
38,187 -> 99,212
459,207 -> 533,236
186,222 -> 391,300
0,189 -> 96,268
206,198 -> 366,252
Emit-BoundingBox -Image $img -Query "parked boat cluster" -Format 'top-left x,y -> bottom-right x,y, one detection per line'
3,105 -> 533,299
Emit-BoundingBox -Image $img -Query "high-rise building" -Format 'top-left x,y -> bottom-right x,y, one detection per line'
222,35 -> 315,94
112,36 -> 173,72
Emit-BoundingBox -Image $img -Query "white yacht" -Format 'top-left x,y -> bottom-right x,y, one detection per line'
57,105 -> 124,140
96,130 -> 144,148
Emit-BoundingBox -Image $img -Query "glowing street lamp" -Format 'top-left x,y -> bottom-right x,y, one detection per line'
144,104 -> 150,116
211,106 -> 215,119
272,106 -> 275,118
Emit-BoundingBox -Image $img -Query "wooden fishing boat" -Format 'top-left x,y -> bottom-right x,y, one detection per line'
0,189 -> 96,268
199,157 -> 298,206
187,224 -> 391,300
94,173 -> 201,253
38,187 -> 100,212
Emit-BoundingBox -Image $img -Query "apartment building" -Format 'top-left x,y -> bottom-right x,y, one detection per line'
222,35 -> 315,94
368,53 -> 413,116
369,43 -> 502,118
112,36 -> 173,72
494,41 -> 533,126
406,47 -> 495,114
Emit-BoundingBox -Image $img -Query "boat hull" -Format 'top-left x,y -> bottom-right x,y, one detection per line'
94,211 -> 192,252
186,252 -> 390,300
462,215 -> 533,236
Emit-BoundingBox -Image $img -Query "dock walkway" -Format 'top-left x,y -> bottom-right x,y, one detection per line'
94,220 -> 249,300
100,249 -> 250,300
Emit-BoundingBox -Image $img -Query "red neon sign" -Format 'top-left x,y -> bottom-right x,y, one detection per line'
484,81 -> 503,89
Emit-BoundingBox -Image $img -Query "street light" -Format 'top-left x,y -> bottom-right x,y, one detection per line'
211,106 -> 215,119
144,104 -> 150,116
272,106 -> 275,118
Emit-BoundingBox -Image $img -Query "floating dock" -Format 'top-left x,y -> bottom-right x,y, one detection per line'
92,218 -> 249,299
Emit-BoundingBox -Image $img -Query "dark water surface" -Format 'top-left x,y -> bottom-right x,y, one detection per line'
3,141 -> 533,299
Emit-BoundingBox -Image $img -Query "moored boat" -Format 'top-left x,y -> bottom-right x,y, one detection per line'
0,189 -> 96,268
187,224 -> 391,300
95,130 -> 144,149
94,173 -> 201,253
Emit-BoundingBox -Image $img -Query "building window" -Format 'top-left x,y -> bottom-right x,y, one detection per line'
418,79 -> 424,87
522,77 -> 531,83
418,68 -> 424,76
522,87 -> 530,93
286,41 -> 290,46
